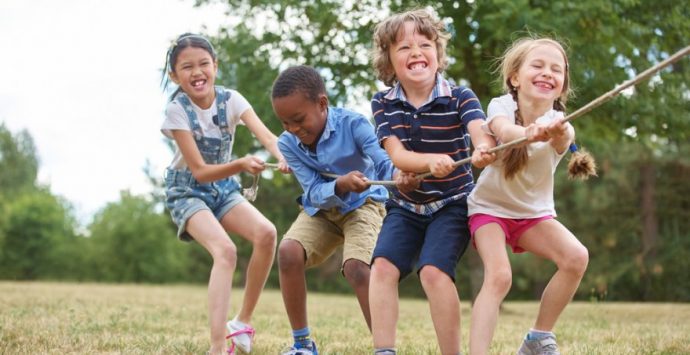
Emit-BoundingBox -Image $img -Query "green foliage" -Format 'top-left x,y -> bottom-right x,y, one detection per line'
0,189 -> 78,280
87,192 -> 188,283
0,123 -> 38,197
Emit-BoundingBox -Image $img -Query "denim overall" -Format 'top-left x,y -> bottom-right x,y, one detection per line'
164,87 -> 244,241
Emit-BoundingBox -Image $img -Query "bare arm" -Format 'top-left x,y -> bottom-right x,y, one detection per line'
241,108 -> 290,172
172,130 -> 264,183
467,120 -> 497,168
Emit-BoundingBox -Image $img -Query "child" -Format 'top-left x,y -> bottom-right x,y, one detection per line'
271,65 -> 417,355
467,37 -> 595,355
161,33 -> 290,355
369,9 -> 496,355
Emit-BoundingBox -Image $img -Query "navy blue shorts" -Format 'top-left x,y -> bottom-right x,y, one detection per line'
372,198 -> 470,281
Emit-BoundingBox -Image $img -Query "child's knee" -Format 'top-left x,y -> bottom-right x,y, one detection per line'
560,245 -> 589,276
213,241 -> 237,269
253,223 -> 277,251
343,259 -> 370,286
278,239 -> 305,271
419,265 -> 452,289
485,268 -> 512,295
371,257 -> 400,282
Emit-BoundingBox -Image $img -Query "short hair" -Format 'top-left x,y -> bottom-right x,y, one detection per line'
372,8 -> 450,87
272,65 -> 326,103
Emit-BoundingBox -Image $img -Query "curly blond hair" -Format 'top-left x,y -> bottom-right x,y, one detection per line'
372,9 -> 450,87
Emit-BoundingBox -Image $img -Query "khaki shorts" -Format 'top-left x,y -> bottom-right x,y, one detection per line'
284,199 -> 386,268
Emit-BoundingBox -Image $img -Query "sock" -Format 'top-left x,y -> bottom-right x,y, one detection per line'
292,327 -> 312,348
374,348 -> 397,355
527,328 -> 554,340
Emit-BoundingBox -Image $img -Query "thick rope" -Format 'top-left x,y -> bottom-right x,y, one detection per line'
251,45 -> 689,189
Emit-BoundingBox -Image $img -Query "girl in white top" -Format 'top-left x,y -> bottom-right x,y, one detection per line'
161,33 -> 289,355
467,37 -> 596,355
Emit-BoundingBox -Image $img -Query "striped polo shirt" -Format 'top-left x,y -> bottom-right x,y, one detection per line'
372,75 -> 486,215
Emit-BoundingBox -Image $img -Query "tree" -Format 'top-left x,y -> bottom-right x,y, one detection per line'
0,123 -> 38,197
0,189 -> 78,280
87,191 -> 188,283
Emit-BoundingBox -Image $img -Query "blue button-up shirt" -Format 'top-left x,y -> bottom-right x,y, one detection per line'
278,106 -> 395,216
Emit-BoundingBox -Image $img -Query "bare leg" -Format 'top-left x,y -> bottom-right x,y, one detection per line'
343,258 -> 373,330
186,210 -> 237,354
370,257 -> 400,350
420,265 -> 460,355
518,219 -> 589,331
469,224 -> 512,355
220,202 -> 277,323
278,239 -> 309,330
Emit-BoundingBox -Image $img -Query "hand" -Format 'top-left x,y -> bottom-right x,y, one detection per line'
393,170 -> 420,193
277,159 -> 292,174
525,123 -> 549,142
471,144 -> 496,169
546,118 -> 569,140
427,154 -> 455,178
240,156 -> 266,175
336,171 -> 370,195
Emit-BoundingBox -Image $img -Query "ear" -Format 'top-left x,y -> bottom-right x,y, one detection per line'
509,74 -> 519,89
318,94 -> 329,112
169,71 -> 180,85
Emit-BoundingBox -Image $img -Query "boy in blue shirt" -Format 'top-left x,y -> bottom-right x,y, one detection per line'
272,65 -> 416,355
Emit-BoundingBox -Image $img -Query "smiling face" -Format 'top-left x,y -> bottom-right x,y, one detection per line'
510,43 -> 567,105
272,91 -> 328,148
389,21 -> 439,91
170,46 -> 218,108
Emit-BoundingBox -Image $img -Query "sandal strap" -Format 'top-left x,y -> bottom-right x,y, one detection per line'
225,326 -> 256,339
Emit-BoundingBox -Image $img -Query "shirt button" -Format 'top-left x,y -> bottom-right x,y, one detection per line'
413,114 -> 418,118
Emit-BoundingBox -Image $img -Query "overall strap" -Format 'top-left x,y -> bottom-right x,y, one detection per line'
175,93 -> 203,141
214,86 -> 231,129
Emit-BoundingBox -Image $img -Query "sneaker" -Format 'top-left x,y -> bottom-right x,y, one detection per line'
226,318 -> 256,354
517,334 -> 560,355
280,340 -> 318,355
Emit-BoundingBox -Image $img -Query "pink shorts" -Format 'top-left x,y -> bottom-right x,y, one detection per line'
468,213 -> 553,253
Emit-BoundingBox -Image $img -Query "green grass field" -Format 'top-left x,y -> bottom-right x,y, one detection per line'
1,281 -> 688,354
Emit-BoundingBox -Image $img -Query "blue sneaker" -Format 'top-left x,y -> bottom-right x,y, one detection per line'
280,340 -> 318,355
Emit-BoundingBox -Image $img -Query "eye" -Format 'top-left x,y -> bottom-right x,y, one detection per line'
421,42 -> 433,48
397,45 -> 410,51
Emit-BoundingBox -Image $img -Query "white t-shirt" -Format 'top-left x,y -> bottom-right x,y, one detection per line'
161,89 -> 251,170
467,94 -> 568,218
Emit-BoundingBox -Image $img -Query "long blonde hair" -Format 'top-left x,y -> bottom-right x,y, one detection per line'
499,37 -> 595,180
372,8 -> 450,87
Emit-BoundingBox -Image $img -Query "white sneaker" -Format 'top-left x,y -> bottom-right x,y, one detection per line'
226,317 -> 255,353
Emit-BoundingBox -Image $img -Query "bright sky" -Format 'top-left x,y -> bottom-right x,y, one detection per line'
0,0 -> 230,224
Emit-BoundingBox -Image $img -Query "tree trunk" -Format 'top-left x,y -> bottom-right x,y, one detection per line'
639,163 -> 658,300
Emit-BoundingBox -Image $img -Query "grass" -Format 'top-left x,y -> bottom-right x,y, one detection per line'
1,281 -> 689,354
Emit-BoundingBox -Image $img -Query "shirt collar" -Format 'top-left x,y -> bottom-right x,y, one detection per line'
383,73 -> 452,104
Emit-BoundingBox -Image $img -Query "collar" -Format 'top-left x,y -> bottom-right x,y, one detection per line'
383,73 -> 452,104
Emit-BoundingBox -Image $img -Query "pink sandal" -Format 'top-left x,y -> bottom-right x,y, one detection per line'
225,325 -> 255,354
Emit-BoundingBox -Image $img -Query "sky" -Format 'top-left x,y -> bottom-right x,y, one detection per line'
0,0 -> 231,224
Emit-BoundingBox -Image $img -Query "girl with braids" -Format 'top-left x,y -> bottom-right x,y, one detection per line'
467,37 -> 596,355
161,33 -> 289,355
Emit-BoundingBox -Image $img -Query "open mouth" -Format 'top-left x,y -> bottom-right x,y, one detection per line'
191,79 -> 206,88
533,81 -> 554,90
407,61 -> 427,71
